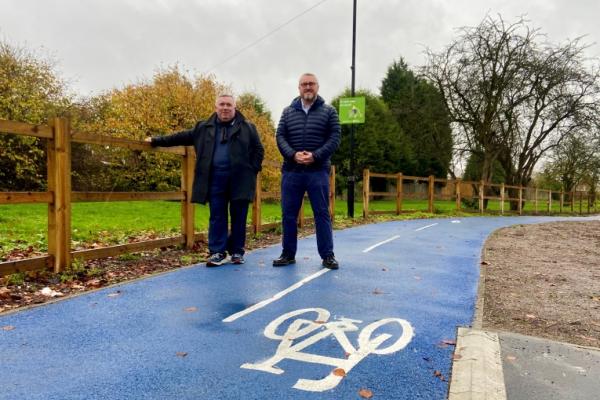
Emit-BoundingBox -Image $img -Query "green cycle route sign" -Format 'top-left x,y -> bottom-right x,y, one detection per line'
338,96 -> 365,124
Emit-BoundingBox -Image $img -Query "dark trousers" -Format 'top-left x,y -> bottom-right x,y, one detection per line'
281,169 -> 333,259
208,171 -> 249,255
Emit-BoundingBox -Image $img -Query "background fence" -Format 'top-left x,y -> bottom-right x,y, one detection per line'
1,118 -> 597,276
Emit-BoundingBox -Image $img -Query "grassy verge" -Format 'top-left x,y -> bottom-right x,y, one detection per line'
1,198 -> 596,259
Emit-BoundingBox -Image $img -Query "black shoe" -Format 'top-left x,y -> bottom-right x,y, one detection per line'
273,254 -> 296,267
322,255 -> 339,270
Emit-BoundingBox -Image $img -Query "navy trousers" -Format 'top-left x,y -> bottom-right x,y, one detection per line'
281,169 -> 333,259
208,170 -> 249,255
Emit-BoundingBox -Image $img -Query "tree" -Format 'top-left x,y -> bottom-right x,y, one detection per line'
73,67 -> 280,192
0,40 -> 71,190
381,59 -> 453,178
424,15 -> 600,209
331,90 -> 413,194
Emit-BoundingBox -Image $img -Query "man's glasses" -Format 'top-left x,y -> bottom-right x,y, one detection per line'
300,82 -> 317,87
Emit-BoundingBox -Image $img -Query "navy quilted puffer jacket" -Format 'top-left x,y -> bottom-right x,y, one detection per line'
276,95 -> 341,172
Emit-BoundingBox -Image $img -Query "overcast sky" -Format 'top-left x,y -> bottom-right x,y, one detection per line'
1,0 -> 599,122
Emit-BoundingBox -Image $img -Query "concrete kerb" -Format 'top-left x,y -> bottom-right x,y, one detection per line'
448,327 -> 508,400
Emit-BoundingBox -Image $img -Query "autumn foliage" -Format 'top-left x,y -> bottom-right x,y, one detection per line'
72,67 -> 281,193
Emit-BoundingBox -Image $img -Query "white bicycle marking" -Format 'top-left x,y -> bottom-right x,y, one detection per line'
223,269 -> 331,323
241,308 -> 414,392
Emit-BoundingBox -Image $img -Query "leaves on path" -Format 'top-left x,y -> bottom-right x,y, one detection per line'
358,388 -> 373,398
332,368 -> 346,377
176,352 -> 188,358
433,370 -> 446,381
184,307 -> 198,313
2,325 -> 15,331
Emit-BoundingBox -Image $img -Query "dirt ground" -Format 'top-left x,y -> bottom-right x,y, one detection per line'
482,220 -> 600,348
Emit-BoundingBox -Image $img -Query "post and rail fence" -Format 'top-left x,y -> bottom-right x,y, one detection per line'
1,118 -> 596,276
0,118 -> 335,276
361,168 -> 596,218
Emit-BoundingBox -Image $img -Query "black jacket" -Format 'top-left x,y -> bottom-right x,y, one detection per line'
276,95 -> 341,172
151,111 -> 264,204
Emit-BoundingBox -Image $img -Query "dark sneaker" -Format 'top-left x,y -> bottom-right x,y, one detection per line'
322,255 -> 339,270
272,254 -> 296,267
206,252 -> 228,267
231,253 -> 245,264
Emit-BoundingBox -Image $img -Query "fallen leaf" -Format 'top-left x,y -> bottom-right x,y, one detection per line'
344,352 -> 351,358
333,368 -> 346,377
184,307 -> 198,313
480,261 -> 490,265
441,339 -> 456,346
452,353 -> 462,360
372,288 -> 384,295
433,370 -> 445,380
176,352 -> 188,358
314,320 -> 326,324
2,325 -> 15,331
358,388 -> 373,399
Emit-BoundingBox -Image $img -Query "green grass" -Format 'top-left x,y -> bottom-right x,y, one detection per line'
1,198 -> 597,258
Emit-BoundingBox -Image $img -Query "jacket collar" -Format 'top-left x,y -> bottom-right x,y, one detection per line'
291,95 -> 325,112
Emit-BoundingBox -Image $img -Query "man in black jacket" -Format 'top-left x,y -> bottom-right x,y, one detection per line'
273,73 -> 341,269
147,94 -> 264,267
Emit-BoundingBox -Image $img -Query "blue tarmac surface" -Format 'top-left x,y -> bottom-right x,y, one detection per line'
0,216 -> 595,399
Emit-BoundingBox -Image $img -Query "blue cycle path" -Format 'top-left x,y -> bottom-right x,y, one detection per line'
0,216 -> 596,399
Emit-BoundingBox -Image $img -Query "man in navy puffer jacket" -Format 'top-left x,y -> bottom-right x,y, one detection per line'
273,73 -> 341,269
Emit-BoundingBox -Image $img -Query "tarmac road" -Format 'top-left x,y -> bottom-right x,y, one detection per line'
0,216 -> 598,399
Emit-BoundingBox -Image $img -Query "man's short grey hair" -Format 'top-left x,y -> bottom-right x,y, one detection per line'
216,93 -> 236,104
298,73 -> 318,84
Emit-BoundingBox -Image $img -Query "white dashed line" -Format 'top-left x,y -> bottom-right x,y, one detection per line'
415,222 -> 438,231
223,268 -> 331,323
362,235 -> 401,253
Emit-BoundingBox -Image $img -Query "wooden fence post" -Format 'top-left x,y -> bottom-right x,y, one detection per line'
579,191 -> 583,214
181,147 -> 195,248
396,173 -> 403,215
298,199 -> 305,228
47,117 -> 71,273
455,179 -> 462,210
547,190 -> 552,213
428,175 -> 435,213
329,165 -> 336,222
363,169 -> 370,218
560,190 -> 564,213
479,180 -> 484,214
252,172 -> 262,234
571,191 -> 574,212
518,186 -> 523,215
500,183 -> 505,215
534,187 -> 539,214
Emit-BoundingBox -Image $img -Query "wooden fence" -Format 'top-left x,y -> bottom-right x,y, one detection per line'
362,168 -> 597,217
0,118 -> 335,276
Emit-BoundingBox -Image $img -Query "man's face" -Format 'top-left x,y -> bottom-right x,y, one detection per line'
298,75 -> 319,103
215,96 -> 236,122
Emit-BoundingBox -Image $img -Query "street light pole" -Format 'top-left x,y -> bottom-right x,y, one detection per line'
347,0 -> 357,218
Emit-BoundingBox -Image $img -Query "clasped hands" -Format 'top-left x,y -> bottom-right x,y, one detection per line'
294,151 -> 314,165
